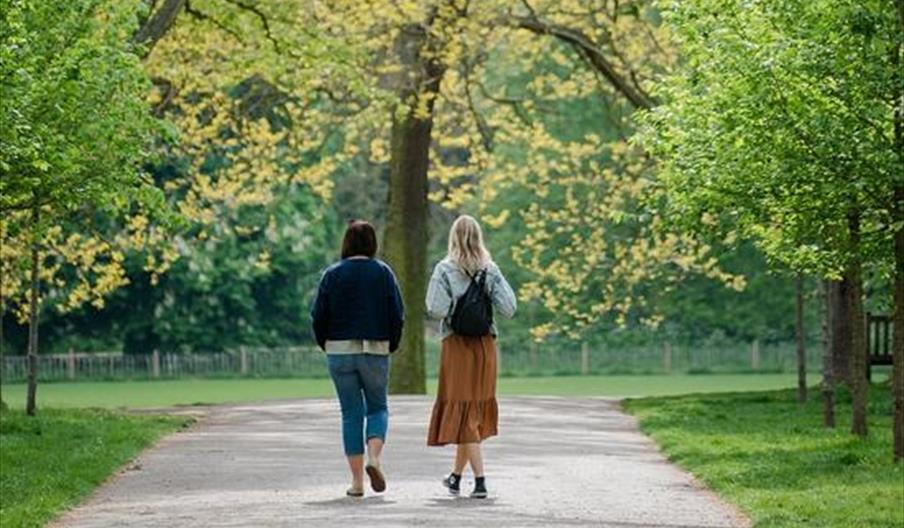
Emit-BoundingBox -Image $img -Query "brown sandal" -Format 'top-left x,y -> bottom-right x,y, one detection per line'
365,464 -> 386,492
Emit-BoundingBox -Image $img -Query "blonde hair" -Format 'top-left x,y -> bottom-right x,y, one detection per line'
447,215 -> 492,274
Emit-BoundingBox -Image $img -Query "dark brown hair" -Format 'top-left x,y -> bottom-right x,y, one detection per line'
341,219 -> 378,259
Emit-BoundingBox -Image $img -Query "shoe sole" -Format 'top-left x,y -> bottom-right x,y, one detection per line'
470,491 -> 488,499
366,465 -> 386,493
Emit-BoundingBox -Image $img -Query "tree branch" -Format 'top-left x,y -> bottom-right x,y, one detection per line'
462,59 -> 494,151
134,0 -> 185,58
475,82 -> 533,127
151,77 -> 178,117
0,196 -> 54,215
513,15 -> 657,110
184,0 -> 245,43
221,0 -> 281,53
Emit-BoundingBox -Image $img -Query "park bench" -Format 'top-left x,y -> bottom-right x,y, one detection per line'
867,313 -> 893,380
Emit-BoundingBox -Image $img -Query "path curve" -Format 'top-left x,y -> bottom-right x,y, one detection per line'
54,397 -> 749,528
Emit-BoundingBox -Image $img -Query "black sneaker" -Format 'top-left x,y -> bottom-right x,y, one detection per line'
470,476 -> 487,499
442,473 -> 461,495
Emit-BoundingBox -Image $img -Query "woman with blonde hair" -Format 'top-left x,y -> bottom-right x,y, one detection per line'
425,214 -> 516,499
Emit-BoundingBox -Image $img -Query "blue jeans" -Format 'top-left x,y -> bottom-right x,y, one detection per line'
327,354 -> 389,456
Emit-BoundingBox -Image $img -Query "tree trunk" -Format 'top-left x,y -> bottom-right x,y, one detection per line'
384,24 -> 445,394
822,280 -> 835,428
893,190 -> 904,460
1,283 -> 5,410
795,274 -> 807,403
827,279 -> 853,385
892,0 -> 903,461
25,204 -> 40,416
847,212 -> 868,437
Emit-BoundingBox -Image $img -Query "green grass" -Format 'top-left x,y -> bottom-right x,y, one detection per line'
0,408 -> 191,528
0,374 -> 803,408
497,373 -> 803,397
624,384 -> 904,528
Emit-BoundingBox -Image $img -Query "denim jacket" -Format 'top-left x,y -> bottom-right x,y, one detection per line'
425,258 -> 517,339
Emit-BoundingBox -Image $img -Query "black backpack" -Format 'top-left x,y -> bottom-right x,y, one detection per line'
450,269 -> 493,337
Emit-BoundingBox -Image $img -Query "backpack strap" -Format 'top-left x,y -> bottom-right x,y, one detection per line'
470,268 -> 488,291
460,268 -> 489,296
465,268 -> 486,280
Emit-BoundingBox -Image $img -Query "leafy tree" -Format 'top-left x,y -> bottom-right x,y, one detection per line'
0,0 -> 166,414
128,0 -> 730,394
640,0 -> 901,451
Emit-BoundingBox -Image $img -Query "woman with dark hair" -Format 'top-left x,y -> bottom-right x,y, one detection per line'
311,220 -> 404,497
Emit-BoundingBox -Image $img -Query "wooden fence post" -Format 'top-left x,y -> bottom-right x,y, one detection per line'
530,341 -> 539,371
663,341 -> 672,374
240,346 -> 249,376
151,350 -> 160,379
751,339 -> 760,371
581,342 -> 590,375
67,348 -> 76,380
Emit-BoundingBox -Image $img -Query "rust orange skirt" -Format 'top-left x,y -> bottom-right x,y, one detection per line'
427,334 -> 498,446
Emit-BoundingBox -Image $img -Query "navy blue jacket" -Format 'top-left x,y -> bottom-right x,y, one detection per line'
311,258 -> 404,352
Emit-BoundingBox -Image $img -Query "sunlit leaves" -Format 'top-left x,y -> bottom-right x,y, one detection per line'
640,0 -> 899,278
1,0 -> 165,320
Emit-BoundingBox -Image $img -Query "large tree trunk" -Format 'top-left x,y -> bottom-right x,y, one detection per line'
847,212 -> 868,437
795,274 -> 807,403
822,280 -> 835,428
384,24 -> 445,394
827,279 -> 853,385
25,204 -> 40,416
384,114 -> 430,394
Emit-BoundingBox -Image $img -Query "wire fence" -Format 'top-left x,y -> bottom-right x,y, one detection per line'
0,340 -> 819,384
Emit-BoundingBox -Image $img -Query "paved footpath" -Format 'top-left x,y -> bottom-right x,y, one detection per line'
54,397 -> 749,528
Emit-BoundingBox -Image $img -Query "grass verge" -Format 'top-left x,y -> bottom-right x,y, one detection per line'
623,384 -> 904,528
0,408 -> 192,527
0,374 -> 803,408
